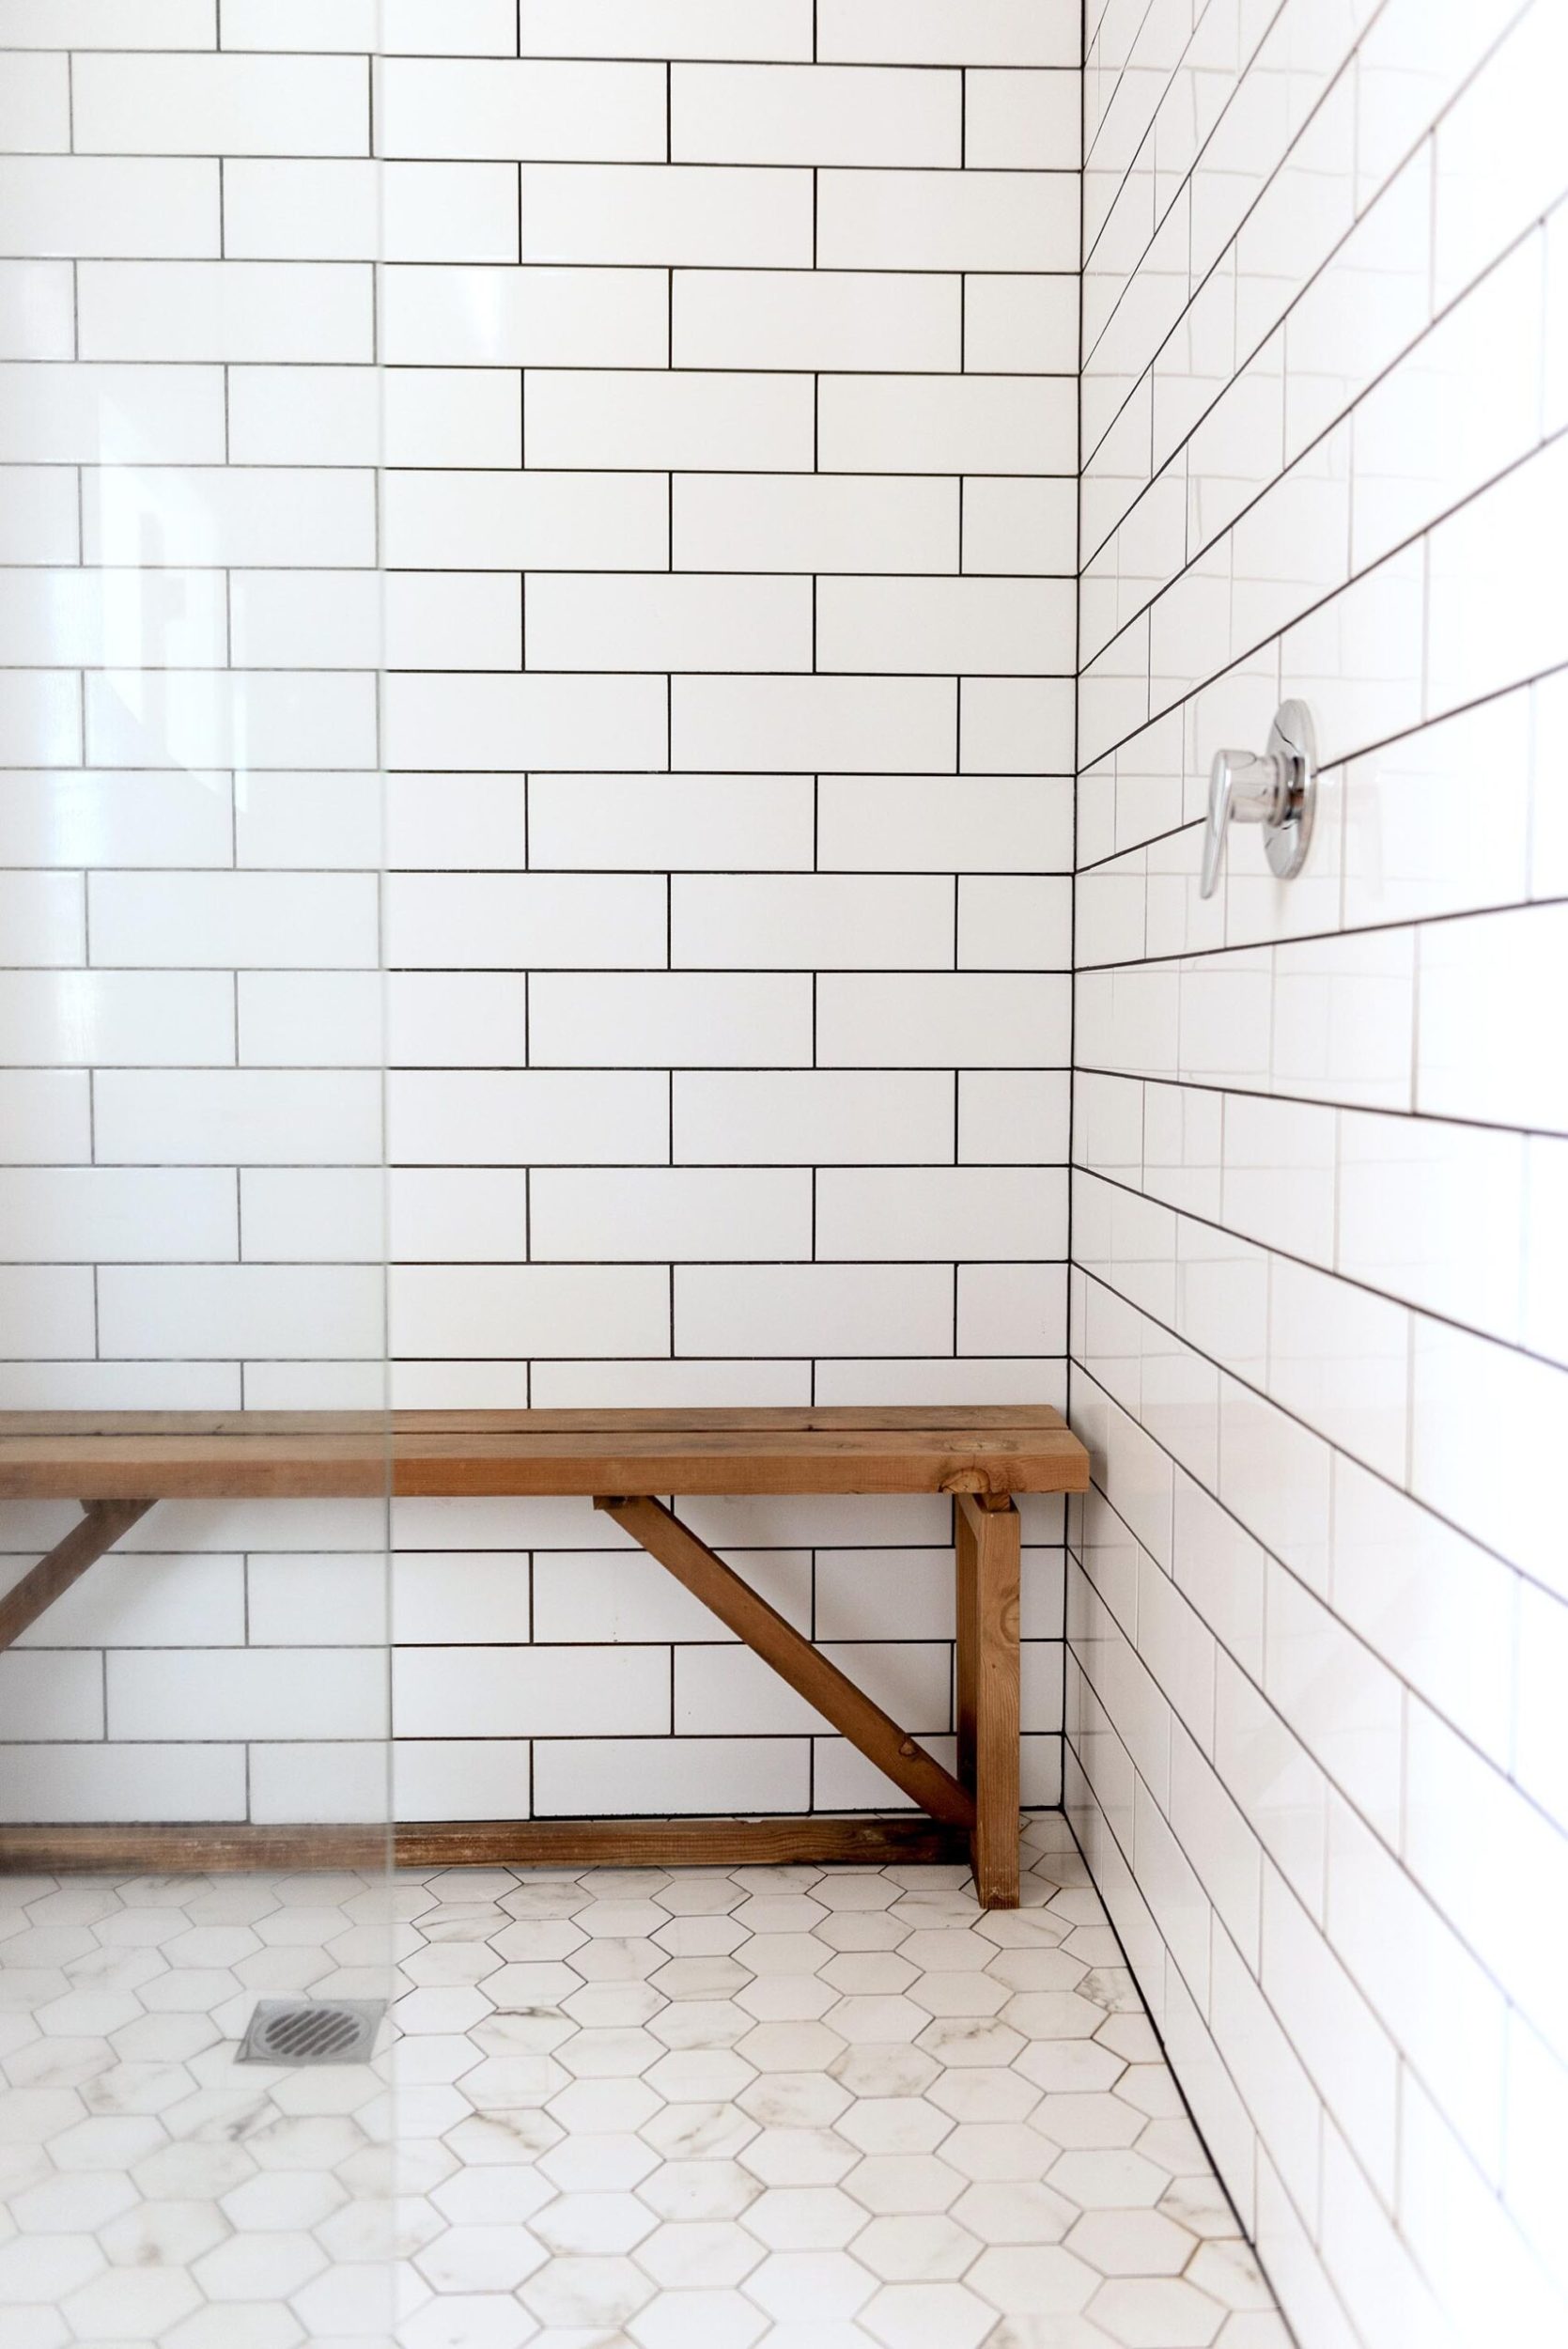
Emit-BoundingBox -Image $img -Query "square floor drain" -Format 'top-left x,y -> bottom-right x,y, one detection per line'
237,1998 -> 385,2066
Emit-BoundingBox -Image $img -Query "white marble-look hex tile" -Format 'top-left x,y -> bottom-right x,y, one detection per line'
0,1842 -> 1286,2344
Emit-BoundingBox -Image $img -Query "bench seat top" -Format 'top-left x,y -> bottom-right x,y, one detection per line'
0,1406 -> 1089,1501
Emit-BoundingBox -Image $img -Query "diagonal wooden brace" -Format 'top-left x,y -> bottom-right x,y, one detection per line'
0,1500 -> 156,1653
597,1494 -> 976,1830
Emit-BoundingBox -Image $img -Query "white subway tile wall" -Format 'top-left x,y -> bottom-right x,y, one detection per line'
1070,4 -> 1568,2347
0,10 -> 1078,1838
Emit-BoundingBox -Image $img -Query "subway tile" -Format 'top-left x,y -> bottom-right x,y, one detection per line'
1337,1107 -> 1526,1342
0,1743 -> 245,1826
819,773 -> 1071,871
109,1648 -> 386,1742
226,363 -> 379,464
384,470 -> 667,568
527,572 -> 813,673
956,1262 -> 1067,1354
0,54 -> 73,154
0,770 -> 231,869
223,0 -> 514,47
675,474 -> 957,571
380,266 -> 668,366
241,1169 -> 383,1264
677,1264 -> 954,1356
0,1656 -> 104,1743
817,1354 -> 1063,1405
962,475 -> 1078,576
99,1265 -> 384,1361
386,674 -> 667,772
387,973 -> 528,1069
528,973 -> 811,1069
674,267 -> 958,370
227,157 -> 494,261
0,260 -> 73,358
817,972 -> 1071,1066
966,69 -> 1082,168
1271,927 -> 1416,1112
248,1740 -> 386,1826
0,1268 -> 97,1361
387,1071 -> 668,1163
521,163 -> 812,265
0,158 -> 219,259
958,875 -> 1074,968
817,575 -> 1075,677
237,973 -> 383,1068
1416,904 -> 1568,1136
384,369 -> 521,468
817,1166 -> 1066,1260
529,1168 -> 812,1261
390,571 -> 523,673
0,972 -> 234,1069
394,1739 -> 531,1824
1265,1560 -> 1405,1845
0,870 -> 82,964
675,1071 -> 953,1165
527,370 -> 814,471
673,874 -> 954,970
1351,234 -> 1540,575
1523,1133 -> 1568,1369
89,873 -> 378,972
0,1169 -> 235,1266
395,1643 -> 667,1738
517,1 -> 813,60
964,272 -> 1079,373
380,57 -> 664,160
960,1071 -> 1071,1164
73,54 -> 368,155
818,374 -> 1078,474
674,675 -> 955,773
818,1 -> 1081,68
534,1736 -> 807,1816
1432,0 -> 1568,308
0,467 -> 80,562
83,465 -> 375,568
393,1265 -> 670,1358
235,772 -> 381,869
819,167 -> 1079,271
1426,436 -> 1568,721
673,63 -> 959,164
529,773 -> 814,871
86,671 -> 376,773
960,677 -> 1077,774
1338,692 -> 1531,932
93,1071 -> 381,1166
1261,1864 -> 1399,2206
1409,1314 -> 1567,1601
0,672 -> 81,768
533,1358 -> 809,1408
387,874 -> 666,971
0,0 -> 215,43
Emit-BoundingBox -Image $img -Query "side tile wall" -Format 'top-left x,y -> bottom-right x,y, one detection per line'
0,1 -> 1082,1829
1068,0 -> 1568,2341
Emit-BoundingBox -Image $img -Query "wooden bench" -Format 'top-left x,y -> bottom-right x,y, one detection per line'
0,1405 -> 1089,1907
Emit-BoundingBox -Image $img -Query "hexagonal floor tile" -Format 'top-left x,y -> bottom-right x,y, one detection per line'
861,2279 -> 996,2349
1090,2275 -> 1228,2346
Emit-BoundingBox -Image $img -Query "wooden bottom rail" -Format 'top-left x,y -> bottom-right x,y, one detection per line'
0,1816 -> 971,1875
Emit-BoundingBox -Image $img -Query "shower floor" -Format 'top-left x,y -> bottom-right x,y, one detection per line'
0,1819 -> 1286,2349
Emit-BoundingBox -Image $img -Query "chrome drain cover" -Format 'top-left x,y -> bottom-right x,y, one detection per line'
238,1998 -> 384,2066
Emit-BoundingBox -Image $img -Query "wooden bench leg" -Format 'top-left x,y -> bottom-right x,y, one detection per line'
955,1493 -> 1020,1908
0,1500 -> 155,1653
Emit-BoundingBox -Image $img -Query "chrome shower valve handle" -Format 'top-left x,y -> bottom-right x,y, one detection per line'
1198,699 -> 1318,898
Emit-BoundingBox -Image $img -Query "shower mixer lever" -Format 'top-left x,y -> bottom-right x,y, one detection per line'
1199,699 -> 1317,898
